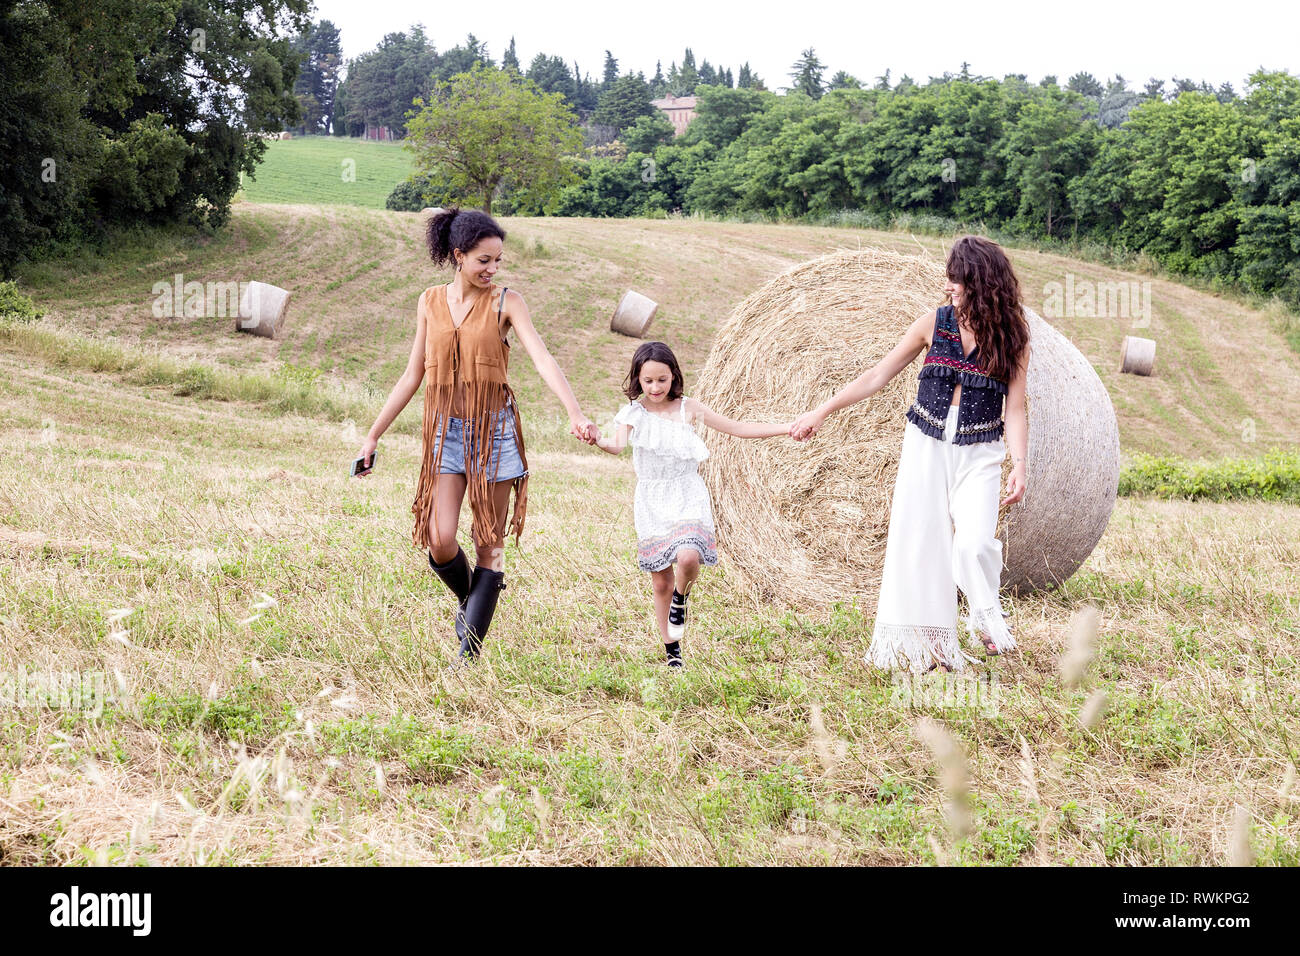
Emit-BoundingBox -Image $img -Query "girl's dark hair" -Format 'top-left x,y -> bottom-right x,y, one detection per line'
425,206 -> 506,268
623,341 -> 684,401
945,235 -> 1030,383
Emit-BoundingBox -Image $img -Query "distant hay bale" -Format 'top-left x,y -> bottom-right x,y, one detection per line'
235,281 -> 292,339
1120,335 -> 1156,375
610,290 -> 658,337
278,131 -> 292,140
420,206 -> 444,220
696,247 -> 1120,609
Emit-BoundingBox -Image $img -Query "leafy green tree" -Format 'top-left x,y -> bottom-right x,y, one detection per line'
1,0 -> 310,269
828,71 -> 860,90
1000,92 -> 1098,235
1098,75 -> 1141,129
406,64 -> 582,213
602,51 -> 618,89
291,20 -> 342,134
788,48 -> 826,99
595,73 -> 655,132
1233,70 -> 1300,300
1067,72 -> 1104,99
622,112 -> 675,152
502,37 -> 520,73
737,62 -> 764,90
571,62 -> 599,112
680,86 -> 771,149
526,53 -> 574,100
650,60 -> 666,96
342,27 -> 438,136
436,34 -> 491,80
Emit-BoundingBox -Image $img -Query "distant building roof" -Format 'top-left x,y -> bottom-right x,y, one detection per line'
651,95 -> 698,136
651,95 -> 698,110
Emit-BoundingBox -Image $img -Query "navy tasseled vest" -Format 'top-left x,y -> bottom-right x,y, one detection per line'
905,305 -> 1007,445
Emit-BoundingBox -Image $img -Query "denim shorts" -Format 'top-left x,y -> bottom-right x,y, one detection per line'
434,404 -> 528,482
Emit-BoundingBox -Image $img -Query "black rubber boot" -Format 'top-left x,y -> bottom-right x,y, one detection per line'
428,549 -> 472,639
459,566 -> 505,659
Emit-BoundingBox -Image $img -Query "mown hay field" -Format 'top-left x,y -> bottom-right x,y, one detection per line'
1,207 -> 1297,864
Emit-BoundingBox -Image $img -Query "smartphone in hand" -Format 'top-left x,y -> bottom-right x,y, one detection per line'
350,451 -> 376,477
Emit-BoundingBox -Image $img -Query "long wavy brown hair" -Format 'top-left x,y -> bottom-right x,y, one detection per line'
945,235 -> 1029,383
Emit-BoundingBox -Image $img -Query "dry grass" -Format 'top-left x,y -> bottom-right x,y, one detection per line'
2,208 -> 1298,865
1,340 -> 1297,866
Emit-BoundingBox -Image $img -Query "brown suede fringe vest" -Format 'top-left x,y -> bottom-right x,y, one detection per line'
410,284 -> 529,553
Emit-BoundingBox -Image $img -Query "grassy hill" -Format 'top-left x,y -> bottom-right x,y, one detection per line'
238,136 -> 415,209
1,206 -> 1297,865
12,202 -> 1300,459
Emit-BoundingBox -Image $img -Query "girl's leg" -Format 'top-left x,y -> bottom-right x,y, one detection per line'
673,547 -> 701,595
949,441 -> 1015,653
650,567 -> 675,643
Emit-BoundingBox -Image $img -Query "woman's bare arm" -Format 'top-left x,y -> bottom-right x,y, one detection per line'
1001,346 -> 1030,505
502,289 -> 595,442
359,292 -> 427,462
790,310 -> 933,440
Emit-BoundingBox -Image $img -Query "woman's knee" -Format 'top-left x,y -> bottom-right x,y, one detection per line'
952,532 -> 1000,568
676,548 -> 701,572
429,524 -> 461,564
651,571 -> 674,595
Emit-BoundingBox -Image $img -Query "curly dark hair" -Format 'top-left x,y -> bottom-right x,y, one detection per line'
425,206 -> 506,268
946,235 -> 1029,383
622,341 -> 684,401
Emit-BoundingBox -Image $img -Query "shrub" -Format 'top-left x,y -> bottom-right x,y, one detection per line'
1119,449 -> 1300,503
0,281 -> 44,322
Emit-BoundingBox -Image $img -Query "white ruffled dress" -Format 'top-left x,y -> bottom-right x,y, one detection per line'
613,399 -> 720,573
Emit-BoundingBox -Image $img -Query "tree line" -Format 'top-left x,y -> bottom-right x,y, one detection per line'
1,0 -> 310,273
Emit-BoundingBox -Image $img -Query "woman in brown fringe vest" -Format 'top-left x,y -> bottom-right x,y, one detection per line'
357,207 -> 597,660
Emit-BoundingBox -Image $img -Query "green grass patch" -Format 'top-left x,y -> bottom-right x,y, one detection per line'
239,136 -> 415,209
1119,449 -> 1300,503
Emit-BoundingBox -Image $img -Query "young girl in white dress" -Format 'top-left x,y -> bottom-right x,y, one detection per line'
594,342 -> 791,667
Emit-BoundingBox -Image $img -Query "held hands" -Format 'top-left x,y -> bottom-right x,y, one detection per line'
570,415 -> 599,445
1001,461 -> 1027,506
789,409 -> 826,443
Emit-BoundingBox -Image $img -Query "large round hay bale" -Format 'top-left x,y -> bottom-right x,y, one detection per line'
696,247 -> 1119,609
1120,335 -> 1156,375
236,281 -> 292,339
610,290 -> 658,337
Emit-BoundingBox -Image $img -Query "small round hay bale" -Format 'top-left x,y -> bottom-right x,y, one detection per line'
420,206 -> 444,220
236,281 -> 292,339
696,248 -> 1119,609
1120,335 -> 1155,375
611,290 -> 658,337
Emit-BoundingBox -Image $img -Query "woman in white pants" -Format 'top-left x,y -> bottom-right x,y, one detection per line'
791,236 -> 1030,672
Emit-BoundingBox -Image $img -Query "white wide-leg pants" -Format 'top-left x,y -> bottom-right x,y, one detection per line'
868,405 -> 1016,672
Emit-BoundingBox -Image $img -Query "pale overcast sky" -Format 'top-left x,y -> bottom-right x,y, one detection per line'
311,0 -> 1296,92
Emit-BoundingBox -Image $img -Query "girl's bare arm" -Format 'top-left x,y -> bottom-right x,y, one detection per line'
595,423 -> 631,455
686,398 -> 790,438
